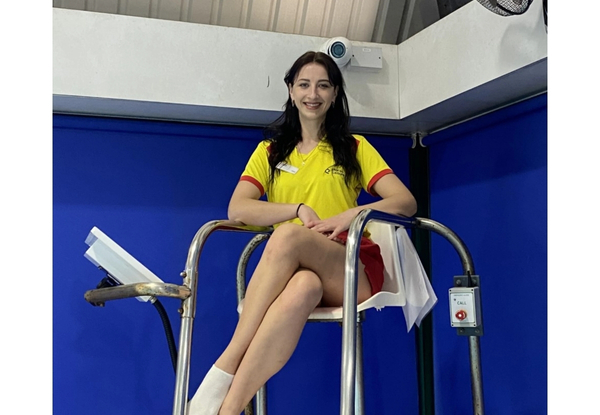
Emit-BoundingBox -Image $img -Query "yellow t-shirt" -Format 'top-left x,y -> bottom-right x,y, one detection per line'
239,134 -> 393,228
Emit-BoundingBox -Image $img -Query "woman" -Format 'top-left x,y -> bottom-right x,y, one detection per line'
189,51 -> 417,415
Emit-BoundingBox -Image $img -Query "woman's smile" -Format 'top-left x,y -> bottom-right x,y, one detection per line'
303,102 -> 322,110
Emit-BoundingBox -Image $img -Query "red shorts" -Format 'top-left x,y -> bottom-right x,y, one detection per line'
335,230 -> 384,296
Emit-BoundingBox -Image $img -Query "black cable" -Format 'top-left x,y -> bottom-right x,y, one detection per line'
94,270 -> 179,373
153,299 -> 179,373
96,269 -> 120,289
152,298 -> 179,373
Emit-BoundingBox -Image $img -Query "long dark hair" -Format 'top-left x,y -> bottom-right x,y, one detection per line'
263,51 -> 361,187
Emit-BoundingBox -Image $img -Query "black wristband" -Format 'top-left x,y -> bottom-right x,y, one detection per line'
296,203 -> 304,217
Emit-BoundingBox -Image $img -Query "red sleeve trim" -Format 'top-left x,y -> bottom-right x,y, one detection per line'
367,169 -> 393,196
240,176 -> 265,196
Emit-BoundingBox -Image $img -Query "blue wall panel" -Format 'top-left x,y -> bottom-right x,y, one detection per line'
426,95 -> 547,414
53,115 -> 418,415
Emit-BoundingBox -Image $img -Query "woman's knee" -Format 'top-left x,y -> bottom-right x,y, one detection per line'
263,223 -> 308,256
277,272 -> 323,312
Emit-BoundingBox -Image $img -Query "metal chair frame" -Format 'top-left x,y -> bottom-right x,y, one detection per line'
84,209 -> 485,415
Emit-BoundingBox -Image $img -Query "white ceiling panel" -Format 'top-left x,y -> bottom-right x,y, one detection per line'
53,0 -> 457,44
123,0 -> 151,18
351,0 -> 380,40
327,0 -> 353,39
58,0 -> 85,10
302,0 -> 327,37
273,0 -> 299,33
218,0 -> 244,27
247,0 -> 277,31
53,0 -> 388,42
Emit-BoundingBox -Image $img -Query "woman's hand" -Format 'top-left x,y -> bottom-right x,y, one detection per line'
305,208 -> 359,241
297,204 -> 321,226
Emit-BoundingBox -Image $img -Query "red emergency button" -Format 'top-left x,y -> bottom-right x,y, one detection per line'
455,310 -> 467,321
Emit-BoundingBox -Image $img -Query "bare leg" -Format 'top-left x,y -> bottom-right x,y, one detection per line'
218,269 -> 323,415
212,224 -> 372,415
214,224 -> 371,374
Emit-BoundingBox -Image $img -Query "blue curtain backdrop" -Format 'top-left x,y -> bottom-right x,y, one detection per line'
52,114 -> 418,415
426,94 -> 547,414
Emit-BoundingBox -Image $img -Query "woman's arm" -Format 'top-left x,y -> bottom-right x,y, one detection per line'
359,173 -> 417,217
227,181 -> 320,226
306,173 -> 417,239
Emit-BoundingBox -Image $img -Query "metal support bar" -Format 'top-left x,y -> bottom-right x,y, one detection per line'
414,217 -> 484,415
340,209 -> 416,415
415,218 -> 475,275
355,320 -> 365,415
235,233 -> 271,415
254,385 -> 267,415
468,336 -> 484,415
339,210 -> 484,415
172,220 -> 273,415
236,234 -> 271,306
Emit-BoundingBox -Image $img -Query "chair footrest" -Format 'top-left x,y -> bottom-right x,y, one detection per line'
308,307 -> 347,322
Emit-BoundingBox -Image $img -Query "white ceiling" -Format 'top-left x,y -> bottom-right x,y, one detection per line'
53,0 -> 546,136
52,0 -> 459,45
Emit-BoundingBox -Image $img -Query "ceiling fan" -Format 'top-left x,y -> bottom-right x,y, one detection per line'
476,0 -> 546,29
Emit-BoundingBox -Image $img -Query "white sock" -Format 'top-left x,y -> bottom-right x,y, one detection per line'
187,365 -> 234,415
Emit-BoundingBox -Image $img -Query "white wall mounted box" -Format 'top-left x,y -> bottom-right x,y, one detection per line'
350,46 -> 383,69
448,286 -> 482,328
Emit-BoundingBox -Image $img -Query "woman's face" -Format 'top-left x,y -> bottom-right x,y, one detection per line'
289,63 -> 338,126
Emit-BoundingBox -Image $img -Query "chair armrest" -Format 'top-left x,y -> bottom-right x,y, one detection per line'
182,219 -> 273,280
198,219 -> 274,234
84,282 -> 191,307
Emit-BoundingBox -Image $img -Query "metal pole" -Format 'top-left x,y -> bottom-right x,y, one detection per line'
236,234 -> 271,415
340,209 -> 416,415
339,209 -> 368,415
355,319 -> 365,415
172,221 -> 273,415
236,234 -> 270,306
414,218 -> 484,415
414,218 -> 475,275
469,336 -> 484,415
255,386 -> 268,415
340,211 -> 483,415
172,220 -> 221,415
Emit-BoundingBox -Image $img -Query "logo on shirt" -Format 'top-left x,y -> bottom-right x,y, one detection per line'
324,166 -> 345,177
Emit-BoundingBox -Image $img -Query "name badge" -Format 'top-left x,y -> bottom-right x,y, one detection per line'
276,162 -> 298,174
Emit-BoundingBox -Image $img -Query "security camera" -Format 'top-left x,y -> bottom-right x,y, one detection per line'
321,37 -> 352,68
